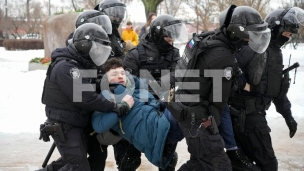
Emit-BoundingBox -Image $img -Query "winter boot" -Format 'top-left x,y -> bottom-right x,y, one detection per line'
227,148 -> 261,171
159,152 -> 178,171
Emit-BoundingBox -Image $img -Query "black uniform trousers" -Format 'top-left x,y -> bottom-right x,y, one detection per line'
43,125 -> 107,171
54,127 -> 90,171
232,111 -> 278,171
178,121 -> 231,171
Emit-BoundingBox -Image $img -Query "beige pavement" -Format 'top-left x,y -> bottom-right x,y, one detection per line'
0,117 -> 303,171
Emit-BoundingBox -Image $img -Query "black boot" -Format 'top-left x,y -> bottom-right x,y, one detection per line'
227,149 -> 260,171
159,152 -> 178,171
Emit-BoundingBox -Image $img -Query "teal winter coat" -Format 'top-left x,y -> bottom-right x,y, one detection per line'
92,77 -> 175,169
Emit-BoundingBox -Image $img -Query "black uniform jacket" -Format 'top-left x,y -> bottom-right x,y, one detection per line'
43,45 -> 115,127
123,35 -> 180,87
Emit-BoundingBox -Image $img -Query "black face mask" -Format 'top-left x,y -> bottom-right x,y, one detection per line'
276,35 -> 290,47
230,39 -> 248,51
156,38 -> 173,53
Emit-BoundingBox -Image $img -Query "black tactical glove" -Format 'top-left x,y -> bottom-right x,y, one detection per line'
284,115 -> 297,138
113,101 -> 130,118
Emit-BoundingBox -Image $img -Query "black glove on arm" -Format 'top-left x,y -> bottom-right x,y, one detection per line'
113,101 -> 130,118
284,114 -> 297,138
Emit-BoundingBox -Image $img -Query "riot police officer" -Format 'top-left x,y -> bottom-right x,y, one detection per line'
95,0 -> 126,59
39,23 -> 134,171
169,5 -> 271,170
38,10 -> 116,171
113,14 -> 188,171
230,7 -> 303,171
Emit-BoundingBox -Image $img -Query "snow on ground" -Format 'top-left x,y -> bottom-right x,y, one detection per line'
0,45 -> 303,170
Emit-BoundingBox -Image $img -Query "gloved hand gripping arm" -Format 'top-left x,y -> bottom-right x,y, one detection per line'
113,94 -> 134,118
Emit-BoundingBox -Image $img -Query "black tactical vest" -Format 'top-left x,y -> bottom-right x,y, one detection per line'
41,58 -> 87,113
249,47 -> 283,97
137,44 -> 174,81
109,31 -> 125,59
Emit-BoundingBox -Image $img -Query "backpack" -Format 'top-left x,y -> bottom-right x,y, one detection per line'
167,30 -> 229,123
176,30 -> 229,82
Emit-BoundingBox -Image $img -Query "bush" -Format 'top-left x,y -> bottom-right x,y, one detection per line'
0,39 -> 4,47
30,57 -> 51,65
3,39 -> 44,50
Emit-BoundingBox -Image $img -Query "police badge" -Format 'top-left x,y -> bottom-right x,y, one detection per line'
70,67 -> 80,79
224,67 -> 233,80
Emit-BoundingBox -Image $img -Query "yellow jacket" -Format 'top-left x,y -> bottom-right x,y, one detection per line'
122,29 -> 139,46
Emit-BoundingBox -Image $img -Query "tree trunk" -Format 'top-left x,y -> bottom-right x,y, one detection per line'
71,0 -> 77,12
26,0 -> 31,23
141,0 -> 164,19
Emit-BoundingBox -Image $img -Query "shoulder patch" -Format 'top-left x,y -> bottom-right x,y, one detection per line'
70,67 -> 80,79
224,67 -> 233,80
188,39 -> 195,49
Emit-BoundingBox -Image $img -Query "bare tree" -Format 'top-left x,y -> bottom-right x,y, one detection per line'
0,9 -> 4,38
85,0 -> 99,9
160,0 -> 183,17
141,0 -> 164,18
186,0 -> 217,31
238,0 -> 269,18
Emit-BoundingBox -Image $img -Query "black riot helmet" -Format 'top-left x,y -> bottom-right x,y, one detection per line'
148,14 -> 188,52
265,7 -> 304,46
73,23 -> 112,66
75,10 -> 112,34
220,5 -> 271,53
98,0 -> 126,25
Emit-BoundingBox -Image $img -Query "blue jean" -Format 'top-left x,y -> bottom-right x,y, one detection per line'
218,105 -> 237,149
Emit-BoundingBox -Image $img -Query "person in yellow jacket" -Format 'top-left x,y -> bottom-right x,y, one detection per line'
122,21 -> 139,46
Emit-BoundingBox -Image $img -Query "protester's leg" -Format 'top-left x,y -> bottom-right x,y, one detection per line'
56,127 -> 90,171
87,134 -> 108,171
113,139 -> 141,171
234,113 -> 278,171
84,121 -> 108,171
219,105 -> 237,149
159,151 -> 178,171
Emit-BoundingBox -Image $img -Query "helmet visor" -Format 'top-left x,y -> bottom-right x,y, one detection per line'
283,7 -> 304,27
103,6 -> 126,25
89,41 -> 112,66
248,28 -> 271,53
163,22 -> 188,43
87,15 -> 112,34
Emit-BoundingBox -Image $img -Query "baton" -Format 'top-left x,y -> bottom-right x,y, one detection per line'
42,142 -> 56,168
282,62 -> 300,74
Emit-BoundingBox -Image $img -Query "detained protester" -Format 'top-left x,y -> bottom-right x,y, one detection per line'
166,5 -> 271,171
38,23 -> 134,171
118,14 -> 188,171
91,58 -> 184,170
230,7 -> 303,171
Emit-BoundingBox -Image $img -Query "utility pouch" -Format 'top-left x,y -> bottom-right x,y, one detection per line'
230,106 -> 246,133
208,116 -> 219,135
51,123 -> 66,143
